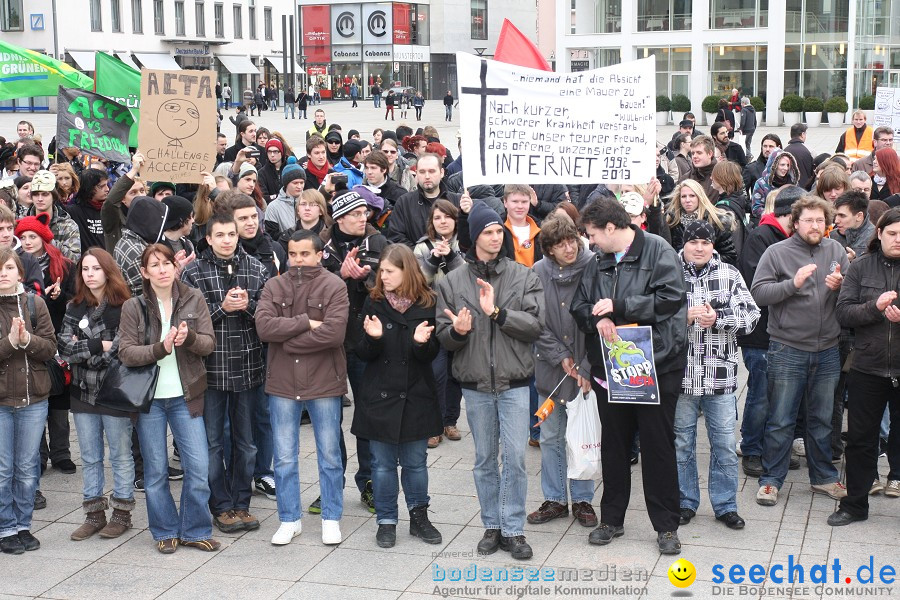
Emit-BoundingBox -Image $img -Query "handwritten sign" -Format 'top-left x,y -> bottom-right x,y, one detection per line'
137,69 -> 216,183
56,87 -> 134,163
600,326 -> 660,405
457,52 -> 655,186
874,87 -> 900,133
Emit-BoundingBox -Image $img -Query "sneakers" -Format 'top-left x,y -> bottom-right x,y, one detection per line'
756,484 -> 779,506
214,510 -> 244,533
321,519 -> 342,544
885,480 -> 900,498
742,455 -> 763,477
572,502 -> 598,528
376,524 -> 396,548
53,458 -> 77,474
871,479 -> 885,495
308,496 -> 322,514
499,535 -> 533,560
526,501 -> 568,524
657,531 -> 681,555
271,520 -> 302,545
360,481 -> 375,513
133,479 -> 145,492
254,476 -> 276,500
33,490 -> 46,510
810,482 -> 847,500
17,530 -> 39,551
443,425 -> 461,441
792,438 -> 806,457
0,534 -> 24,555
234,509 -> 260,531
409,505 -> 442,544
477,529 -> 501,555
588,523 -> 624,546
167,466 -> 184,480
427,435 -> 442,449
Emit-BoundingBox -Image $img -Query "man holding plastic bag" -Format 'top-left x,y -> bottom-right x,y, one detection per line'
527,214 -> 599,530
675,221 -> 759,531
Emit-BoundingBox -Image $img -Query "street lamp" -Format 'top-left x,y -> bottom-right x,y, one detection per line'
300,54 -> 308,93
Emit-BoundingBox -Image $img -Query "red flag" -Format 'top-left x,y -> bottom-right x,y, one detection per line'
494,19 -> 552,71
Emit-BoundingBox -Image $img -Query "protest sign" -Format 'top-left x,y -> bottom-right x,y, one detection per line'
456,52 -> 655,186
56,87 -> 134,163
94,51 -> 141,147
137,69 -> 216,183
874,87 -> 900,132
600,326 -> 660,405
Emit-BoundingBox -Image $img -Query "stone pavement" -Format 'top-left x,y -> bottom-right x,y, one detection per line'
1,105 -> 899,599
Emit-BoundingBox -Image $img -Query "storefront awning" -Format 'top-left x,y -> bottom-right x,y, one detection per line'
133,52 -> 181,70
115,52 -> 140,71
264,56 -> 305,75
68,51 -> 95,72
217,55 -> 259,75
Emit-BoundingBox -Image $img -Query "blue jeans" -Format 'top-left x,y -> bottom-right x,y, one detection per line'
270,395 -> 344,521
445,105 -> 452,120
73,412 -> 134,503
253,387 -> 274,479
0,401 -> 47,537
369,438 -> 429,524
205,388 -> 257,513
465,386 -> 529,537
284,102 -> 295,118
881,405 -> 890,440
675,393 -> 739,516
760,342 -> 841,489
270,99 -> 277,111
136,396 -> 212,542
538,394 -> 595,504
740,348 -> 768,457
374,95 -> 381,108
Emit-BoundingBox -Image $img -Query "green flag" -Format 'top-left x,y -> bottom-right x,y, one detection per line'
0,40 -> 92,100
94,51 -> 141,147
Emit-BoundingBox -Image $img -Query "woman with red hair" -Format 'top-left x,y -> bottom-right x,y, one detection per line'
873,147 -> 900,204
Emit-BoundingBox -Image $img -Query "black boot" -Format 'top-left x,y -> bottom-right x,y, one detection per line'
376,524 -> 396,548
409,505 -> 442,544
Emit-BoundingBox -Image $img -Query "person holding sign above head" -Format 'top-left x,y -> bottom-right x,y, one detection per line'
224,121 -> 258,164
570,198 -> 688,555
675,220 -> 759,531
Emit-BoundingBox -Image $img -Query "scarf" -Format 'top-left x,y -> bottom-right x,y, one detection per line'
385,291 -> 413,314
331,224 -> 363,256
306,159 -> 330,183
771,170 -> 793,188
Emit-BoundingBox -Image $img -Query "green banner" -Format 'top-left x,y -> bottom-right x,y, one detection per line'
0,41 -> 92,101
57,87 -> 134,163
94,51 -> 141,148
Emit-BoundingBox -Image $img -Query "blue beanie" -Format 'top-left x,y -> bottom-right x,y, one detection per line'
281,161 -> 306,190
468,201 -> 502,242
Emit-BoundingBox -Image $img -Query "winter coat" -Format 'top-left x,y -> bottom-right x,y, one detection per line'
529,184 -> 567,224
737,213 -> 790,349
180,246 -> 268,392
722,141 -> 748,168
351,298 -> 441,444
435,252 -> 544,393
66,199 -> 106,253
29,204 -> 81,263
113,198 -> 168,298
255,265 -> 349,401
668,213 -> 738,266
239,228 -> 285,279
387,183 -> 462,247
571,226 -> 688,375
689,160 -> 721,203
264,189 -> 297,239
750,149 -> 800,218
57,300 -> 121,407
742,153 -> 768,201
680,251 -> 759,396
830,218 -> 876,259
117,280 -> 215,417
333,157 -> 364,188
364,177 -> 407,210
257,161 -> 284,202
784,138 -> 815,190
739,105 -> 757,135
533,248 -> 594,401
414,235 -> 465,287
0,286 -> 56,408
102,173 -> 134,253
715,191 -> 750,260
284,90 -> 296,104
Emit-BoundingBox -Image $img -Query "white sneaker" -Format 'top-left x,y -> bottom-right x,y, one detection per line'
870,479 -> 885,495
792,438 -> 806,457
321,519 -> 342,545
756,484 -> 779,506
271,520 -> 302,545
885,480 -> 900,498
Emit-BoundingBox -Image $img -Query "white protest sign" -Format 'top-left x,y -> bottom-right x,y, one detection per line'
457,52 -> 655,186
874,87 -> 900,132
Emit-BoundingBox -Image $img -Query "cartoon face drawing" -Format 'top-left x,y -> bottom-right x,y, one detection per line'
158,99 -> 201,147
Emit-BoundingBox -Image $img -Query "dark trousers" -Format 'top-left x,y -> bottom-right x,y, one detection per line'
832,340 -> 852,457
593,368 -> 681,532
840,370 -> 900,517
433,347 -> 462,427
342,351 -> 372,492
744,131 -> 754,155
39,409 -> 71,465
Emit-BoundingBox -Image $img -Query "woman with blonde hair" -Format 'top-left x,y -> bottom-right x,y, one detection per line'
667,179 -> 737,264
51,163 -> 79,204
277,188 -> 332,253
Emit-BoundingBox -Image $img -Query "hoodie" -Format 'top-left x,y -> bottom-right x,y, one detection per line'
333,157 -> 364,188
113,197 -> 168,297
750,149 -> 800,218
263,188 -> 297,239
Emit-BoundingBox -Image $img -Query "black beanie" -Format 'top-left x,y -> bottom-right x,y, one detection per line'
468,201 -> 502,243
774,185 -> 805,217
683,219 -> 717,244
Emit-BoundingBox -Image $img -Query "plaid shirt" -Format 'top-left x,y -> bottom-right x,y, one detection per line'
114,229 -> 147,299
181,246 -> 269,392
681,252 -> 760,396
56,300 -> 121,405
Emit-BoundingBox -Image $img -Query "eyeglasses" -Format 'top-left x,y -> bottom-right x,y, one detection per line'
382,149 -> 397,154
342,210 -> 369,220
798,218 -> 827,225
878,138 -> 895,144
266,149 -> 281,154
20,160 -> 40,168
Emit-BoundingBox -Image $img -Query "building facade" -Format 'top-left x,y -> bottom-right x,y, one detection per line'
555,0 -> 896,126
0,0 -> 296,111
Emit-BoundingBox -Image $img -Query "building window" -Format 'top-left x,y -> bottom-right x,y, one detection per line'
570,0 -> 621,34
195,1 -> 204,36
90,0 -> 102,31
111,0 -> 122,32
471,0 -> 487,40
249,5 -> 256,39
637,46 -> 692,100
782,42 -> 847,100
175,1 -> 185,35
709,0 -> 767,29
264,7 -> 272,40
233,4 -> 241,38
570,47 -> 621,71
214,2 -> 223,37
708,44 -> 769,102
153,0 -> 164,34
636,0 -> 691,31
0,0 -> 24,31
131,0 -> 142,33
786,0 -> 849,37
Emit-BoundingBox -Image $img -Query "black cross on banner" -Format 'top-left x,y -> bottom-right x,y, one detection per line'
461,59 -> 509,177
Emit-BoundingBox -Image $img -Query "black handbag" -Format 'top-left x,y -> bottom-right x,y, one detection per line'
94,297 -> 160,414
26,294 -> 67,396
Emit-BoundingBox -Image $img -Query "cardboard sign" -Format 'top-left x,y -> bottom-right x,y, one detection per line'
600,326 -> 660,405
56,87 -> 134,163
874,87 -> 900,133
457,52 -> 655,186
137,69 -> 216,183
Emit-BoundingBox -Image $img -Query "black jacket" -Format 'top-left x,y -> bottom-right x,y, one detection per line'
351,298 -> 442,444
257,161 -> 283,202
742,153 -> 768,200
739,105 -> 757,134
737,215 -> 789,348
669,216 -> 738,265
836,249 -> 900,377
715,191 -> 750,260
571,226 -> 688,375
66,201 -> 105,252
723,141 -> 748,168
367,177 -> 407,209
386,184 -> 461,247
529,184 -> 567,224
784,138 -> 815,190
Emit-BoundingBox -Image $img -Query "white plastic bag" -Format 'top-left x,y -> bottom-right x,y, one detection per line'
565,389 -> 602,480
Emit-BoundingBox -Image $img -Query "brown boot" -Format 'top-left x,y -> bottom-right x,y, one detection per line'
99,497 -> 135,539
71,497 -> 108,541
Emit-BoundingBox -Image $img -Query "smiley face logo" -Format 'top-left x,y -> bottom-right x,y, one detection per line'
667,559 -> 696,588
157,99 -> 201,148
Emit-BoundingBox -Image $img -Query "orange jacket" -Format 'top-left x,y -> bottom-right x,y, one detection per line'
844,125 -> 874,160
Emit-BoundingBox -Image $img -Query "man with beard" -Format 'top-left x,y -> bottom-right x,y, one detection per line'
711,122 -> 748,168
743,135 -> 782,200
387,153 -> 460,247
851,126 -> 893,175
